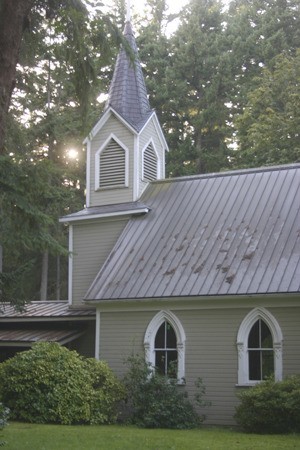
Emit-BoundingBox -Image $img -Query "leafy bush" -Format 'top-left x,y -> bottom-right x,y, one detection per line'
123,355 -> 209,429
235,375 -> 300,433
0,342 -> 125,425
84,358 -> 125,425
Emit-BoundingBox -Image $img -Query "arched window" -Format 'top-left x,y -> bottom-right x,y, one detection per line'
144,310 -> 186,383
95,137 -> 127,189
143,143 -> 158,182
154,321 -> 177,377
248,319 -> 274,381
237,308 -> 283,385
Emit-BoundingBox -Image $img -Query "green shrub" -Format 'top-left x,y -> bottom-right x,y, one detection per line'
0,342 -> 125,425
84,358 -> 125,424
235,375 -> 300,433
123,355 -> 208,429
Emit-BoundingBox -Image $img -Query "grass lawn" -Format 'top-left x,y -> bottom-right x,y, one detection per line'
1,423 -> 300,450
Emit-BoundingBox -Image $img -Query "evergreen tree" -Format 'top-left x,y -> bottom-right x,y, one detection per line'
0,1 -> 122,304
164,0 -> 232,176
234,50 -> 300,168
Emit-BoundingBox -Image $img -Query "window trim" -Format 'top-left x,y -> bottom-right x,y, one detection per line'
95,134 -> 129,190
236,307 -> 283,386
144,310 -> 186,383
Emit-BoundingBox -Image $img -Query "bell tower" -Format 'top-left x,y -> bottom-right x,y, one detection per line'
60,3 -> 168,307
84,8 -> 168,208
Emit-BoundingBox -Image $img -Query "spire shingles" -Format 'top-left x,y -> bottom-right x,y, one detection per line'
105,21 -> 152,130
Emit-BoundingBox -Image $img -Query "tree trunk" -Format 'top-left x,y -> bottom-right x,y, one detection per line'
0,0 -> 34,153
56,255 -> 61,300
40,250 -> 49,301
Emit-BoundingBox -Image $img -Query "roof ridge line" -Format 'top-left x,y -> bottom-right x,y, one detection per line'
154,163 -> 300,184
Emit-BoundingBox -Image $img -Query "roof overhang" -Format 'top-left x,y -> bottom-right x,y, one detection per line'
0,328 -> 85,347
84,292 -> 300,311
60,206 -> 150,224
0,301 -> 95,322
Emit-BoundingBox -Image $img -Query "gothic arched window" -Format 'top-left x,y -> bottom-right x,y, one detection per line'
237,308 -> 283,385
144,310 -> 186,383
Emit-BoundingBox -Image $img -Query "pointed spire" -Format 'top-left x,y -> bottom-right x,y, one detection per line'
105,19 -> 152,130
126,0 -> 131,22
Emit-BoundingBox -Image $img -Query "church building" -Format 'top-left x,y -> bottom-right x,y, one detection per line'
1,16 -> 300,426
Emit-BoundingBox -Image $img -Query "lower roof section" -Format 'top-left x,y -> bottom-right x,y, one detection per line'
0,301 -> 95,322
60,201 -> 150,223
0,328 -> 85,347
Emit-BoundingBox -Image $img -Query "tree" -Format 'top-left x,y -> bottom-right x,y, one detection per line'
0,1 -> 123,304
137,0 -> 173,134
233,50 -> 300,168
0,0 -> 33,153
226,0 -> 300,128
163,0 -> 232,176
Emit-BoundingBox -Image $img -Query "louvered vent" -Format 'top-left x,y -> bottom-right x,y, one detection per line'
99,139 -> 126,188
144,144 -> 158,181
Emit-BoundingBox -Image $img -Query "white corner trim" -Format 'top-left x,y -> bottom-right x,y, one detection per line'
95,309 -> 101,360
68,225 -> 73,306
85,139 -> 91,207
134,134 -> 139,201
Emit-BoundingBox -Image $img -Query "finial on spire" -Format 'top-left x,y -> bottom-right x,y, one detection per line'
126,0 -> 131,22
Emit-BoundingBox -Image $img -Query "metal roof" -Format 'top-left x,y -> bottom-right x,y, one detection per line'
105,21 -> 152,131
0,301 -> 95,319
0,329 -> 85,346
85,164 -> 300,301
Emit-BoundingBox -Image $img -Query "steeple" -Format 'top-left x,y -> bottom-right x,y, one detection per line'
83,11 -> 168,208
105,20 -> 152,130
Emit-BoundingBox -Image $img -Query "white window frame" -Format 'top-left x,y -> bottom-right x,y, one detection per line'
142,139 -> 159,182
95,134 -> 129,190
237,307 -> 283,386
144,310 -> 186,384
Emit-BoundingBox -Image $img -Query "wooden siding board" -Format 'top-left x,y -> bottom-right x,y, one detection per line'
72,219 -> 128,306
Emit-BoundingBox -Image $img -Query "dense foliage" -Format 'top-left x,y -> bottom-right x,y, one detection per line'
235,376 -> 300,433
234,50 -> 300,167
0,0 -> 123,304
0,342 -> 125,425
123,355 -> 209,429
